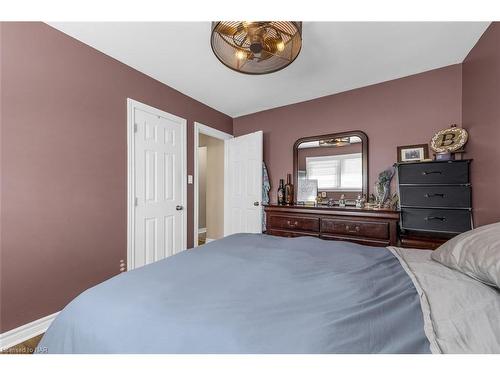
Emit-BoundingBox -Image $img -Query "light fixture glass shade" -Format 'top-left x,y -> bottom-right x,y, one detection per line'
211,21 -> 302,75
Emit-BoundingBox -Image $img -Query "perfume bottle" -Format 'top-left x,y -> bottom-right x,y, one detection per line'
277,179 -> 285,205
338,194 -> 346,207
284,173 -> 294,205
355,193 -> 364,208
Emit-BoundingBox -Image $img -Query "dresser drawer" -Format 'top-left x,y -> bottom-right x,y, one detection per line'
398,161 -> 469,185
267,215 -> 320,232
400,185 -> 471,208
401,208 -> 472,234
321,218 -> 389,240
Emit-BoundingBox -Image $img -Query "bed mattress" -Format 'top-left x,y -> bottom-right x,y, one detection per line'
37,234 -> 499,353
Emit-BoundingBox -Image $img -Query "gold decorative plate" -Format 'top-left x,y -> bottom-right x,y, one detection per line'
431,126 -> 468,153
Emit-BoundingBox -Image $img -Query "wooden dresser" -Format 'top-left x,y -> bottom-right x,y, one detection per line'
264,205 -> 399,247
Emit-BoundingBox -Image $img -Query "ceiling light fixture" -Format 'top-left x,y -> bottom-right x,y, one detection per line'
211,21 -> 302,75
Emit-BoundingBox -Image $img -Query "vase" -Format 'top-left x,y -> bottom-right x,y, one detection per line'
375,182 -> 390,207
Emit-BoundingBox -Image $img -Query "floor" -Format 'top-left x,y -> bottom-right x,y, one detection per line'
1,334 -> 43,354
198,231 -> 206,246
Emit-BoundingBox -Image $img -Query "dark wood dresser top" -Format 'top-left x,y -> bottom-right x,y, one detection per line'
264,204 -> 399,247
264,204 -> 400,219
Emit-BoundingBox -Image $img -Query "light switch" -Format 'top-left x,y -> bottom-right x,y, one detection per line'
188,175 -> 193,184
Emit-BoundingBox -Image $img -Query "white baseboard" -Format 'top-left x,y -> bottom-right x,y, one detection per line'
198,227 -> 207,234
206,238 -> 215,243
0,311 -> 59,350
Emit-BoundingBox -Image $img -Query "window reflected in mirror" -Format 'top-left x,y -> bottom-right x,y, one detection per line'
296,135 -> 365,204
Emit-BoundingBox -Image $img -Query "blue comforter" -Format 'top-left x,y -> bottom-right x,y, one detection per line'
38,234 -> 430,353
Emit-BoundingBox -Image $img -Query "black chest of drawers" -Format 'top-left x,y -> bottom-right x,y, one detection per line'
396,160 -> 473,244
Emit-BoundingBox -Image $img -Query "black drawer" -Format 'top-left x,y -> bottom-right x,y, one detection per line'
399,185 -> 471,208
401,208 -> 472,234
398,161 -> 469,185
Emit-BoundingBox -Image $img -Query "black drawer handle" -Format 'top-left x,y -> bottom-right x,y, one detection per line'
424,193 -> 445,198
422,171 -> 442,175
425,216 -> 446,221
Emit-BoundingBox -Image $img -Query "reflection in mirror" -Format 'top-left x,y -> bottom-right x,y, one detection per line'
295,134 -> 367,205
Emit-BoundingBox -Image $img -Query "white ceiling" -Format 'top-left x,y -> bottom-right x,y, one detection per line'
49,22 -> 489,117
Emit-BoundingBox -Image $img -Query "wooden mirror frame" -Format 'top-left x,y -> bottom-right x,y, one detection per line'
293,130 -> 369,202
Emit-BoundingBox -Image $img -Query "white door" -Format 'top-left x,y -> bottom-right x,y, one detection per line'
128,99 -> 187,270
224,131 -> 263,235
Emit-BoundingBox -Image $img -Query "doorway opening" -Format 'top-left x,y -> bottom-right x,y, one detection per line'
193,123 -> 232,247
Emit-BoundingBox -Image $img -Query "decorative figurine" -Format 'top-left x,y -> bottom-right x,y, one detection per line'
384,193 -> 399,210
355,193 -> 365,208
375,167 -> 395,208
338,194 -> 346,207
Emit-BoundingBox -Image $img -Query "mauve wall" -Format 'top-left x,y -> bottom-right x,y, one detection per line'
234,65 -> 463,204
0,22 -> 232,333
462,23 -> 500,226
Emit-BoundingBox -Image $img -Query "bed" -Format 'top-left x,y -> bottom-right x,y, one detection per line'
37,233 -> 500,354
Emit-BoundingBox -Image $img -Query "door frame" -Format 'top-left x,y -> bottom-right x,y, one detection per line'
127,98 -> 187,270
193,122 -> 232,247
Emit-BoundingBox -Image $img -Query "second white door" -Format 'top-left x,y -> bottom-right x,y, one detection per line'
224,131 -> 263,235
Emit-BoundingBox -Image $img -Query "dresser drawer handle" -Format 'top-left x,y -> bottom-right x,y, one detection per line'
286,220 -> 299,228
424,193 -> 445,198
345,224 -> 361,233
425,216 -> 446,221
422,171 -> 442,175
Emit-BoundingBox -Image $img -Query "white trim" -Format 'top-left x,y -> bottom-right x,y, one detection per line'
0,311 -> 59,350
127,98 -> 187,270
205,238 -> 216,243
224,139 -> 230,236
127,98 -> 135,271
193,122 -> 232,248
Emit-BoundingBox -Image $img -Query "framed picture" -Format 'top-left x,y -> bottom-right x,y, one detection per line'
297,179 -> 318,203
397,144 -> 429,163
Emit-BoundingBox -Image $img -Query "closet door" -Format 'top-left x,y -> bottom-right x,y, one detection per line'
224,131 -> 263,235
128,99 -> 187,270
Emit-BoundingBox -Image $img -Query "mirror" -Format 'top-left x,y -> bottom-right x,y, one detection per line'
293,131 -> 368,205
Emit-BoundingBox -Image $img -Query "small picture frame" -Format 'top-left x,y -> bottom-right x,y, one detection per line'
297,179 -> 318,203
397,144 -> 429,163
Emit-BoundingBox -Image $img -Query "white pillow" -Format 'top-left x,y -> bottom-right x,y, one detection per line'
431,222 -> 500,288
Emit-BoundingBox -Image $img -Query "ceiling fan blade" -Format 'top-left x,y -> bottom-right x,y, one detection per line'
263,36 -> 281,54
216,23 -> 239,36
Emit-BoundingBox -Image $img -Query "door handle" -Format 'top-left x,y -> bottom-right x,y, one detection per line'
253,201 -> 260,206
176,205 -> 183,211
